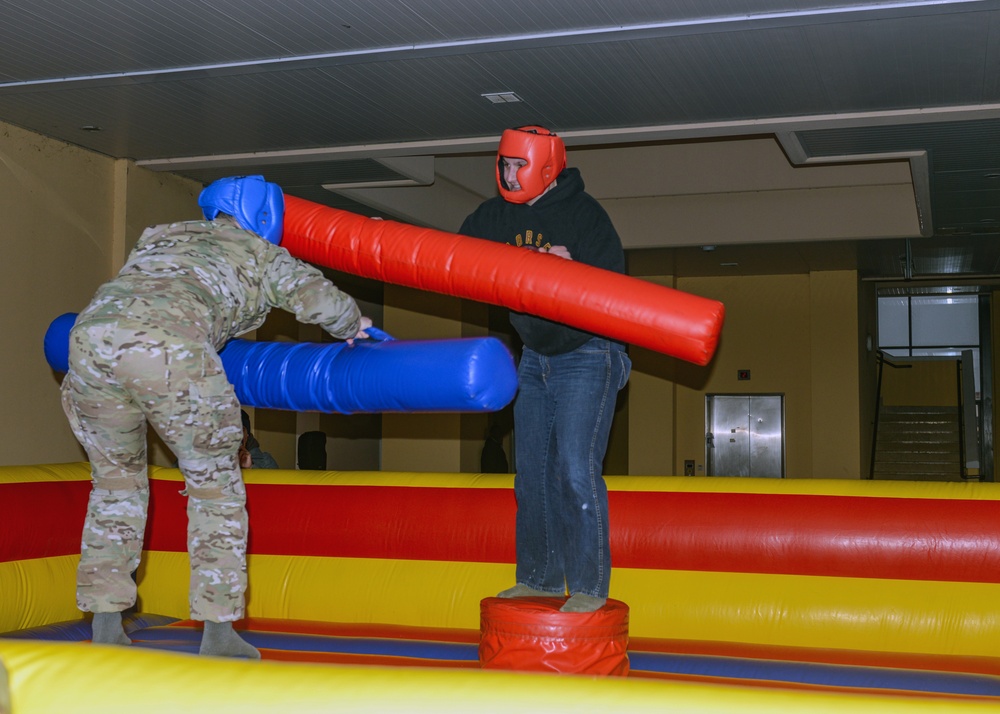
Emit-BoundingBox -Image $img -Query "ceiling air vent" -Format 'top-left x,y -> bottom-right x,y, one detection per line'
481,92 -> 522,104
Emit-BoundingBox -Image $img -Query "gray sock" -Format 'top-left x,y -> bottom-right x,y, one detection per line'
91,611 -> 131,646
560,594 -> 607,613
198,621 -> 261,659
497,584 -> 561,599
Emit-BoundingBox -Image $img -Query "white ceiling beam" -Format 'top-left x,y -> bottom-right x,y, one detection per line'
137,103 -> 1000,171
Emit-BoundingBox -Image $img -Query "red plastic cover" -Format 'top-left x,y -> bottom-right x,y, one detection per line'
479,597 -> 629,676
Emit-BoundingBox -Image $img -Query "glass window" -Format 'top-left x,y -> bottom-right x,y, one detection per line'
877,296 -> 909,347
878,293 -> 981,395
910,296 -> 978,347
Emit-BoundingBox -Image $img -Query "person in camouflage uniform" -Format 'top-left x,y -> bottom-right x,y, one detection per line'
60,175 -> 369,659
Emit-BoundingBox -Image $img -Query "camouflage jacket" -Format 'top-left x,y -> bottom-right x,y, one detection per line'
76,216 -> 361,348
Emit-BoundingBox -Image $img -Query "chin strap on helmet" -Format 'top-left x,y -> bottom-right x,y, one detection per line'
495,125 -> 567,204
198,175 -> 285,245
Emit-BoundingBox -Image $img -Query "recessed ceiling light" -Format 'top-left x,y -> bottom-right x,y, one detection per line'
481,92 -> 521,104
720,262 -> 739,267
79,125 -> 102,132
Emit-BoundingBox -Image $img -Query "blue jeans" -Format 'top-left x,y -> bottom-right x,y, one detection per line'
513,337 -> 631,598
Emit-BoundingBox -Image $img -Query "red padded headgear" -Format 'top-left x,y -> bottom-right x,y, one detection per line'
495,126 -> 566,204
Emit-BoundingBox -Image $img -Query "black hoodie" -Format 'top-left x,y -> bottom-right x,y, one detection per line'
459,168 -> 625,355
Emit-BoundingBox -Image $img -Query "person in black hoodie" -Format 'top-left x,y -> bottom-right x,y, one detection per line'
459,126 -> 631,613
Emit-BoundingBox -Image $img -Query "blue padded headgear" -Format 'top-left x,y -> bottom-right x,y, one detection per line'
198,175 -> 285,245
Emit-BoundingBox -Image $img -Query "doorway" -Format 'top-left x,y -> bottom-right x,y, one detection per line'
706,394 -> 785,478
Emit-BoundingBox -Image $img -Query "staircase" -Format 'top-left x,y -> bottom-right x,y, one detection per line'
872,406 -> 963,481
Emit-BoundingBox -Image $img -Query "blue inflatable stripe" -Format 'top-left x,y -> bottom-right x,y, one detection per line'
0,619 -> 93,641
44,314 -> 517,414
2,614 -> 180,641
132,625 -> 479,661
628,651 -> 1000,697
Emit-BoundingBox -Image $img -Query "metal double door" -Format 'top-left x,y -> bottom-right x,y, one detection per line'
706,394 -> 784,478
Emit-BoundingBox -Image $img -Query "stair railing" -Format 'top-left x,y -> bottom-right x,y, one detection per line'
871,350 -> 979,481
959,349 -> 980,479
869,351 -> 911,480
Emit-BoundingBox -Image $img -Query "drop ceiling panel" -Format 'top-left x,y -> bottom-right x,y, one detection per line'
2,1 -> 1000,282
802,13 -> 995,109
4,0 -> 910,84
176,159 -> 412,188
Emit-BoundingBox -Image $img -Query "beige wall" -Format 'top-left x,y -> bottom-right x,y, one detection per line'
377,287 -> 524,473
0,121 -> 199,466
0,120 -> 871,479
662,271 -> 863,479
625,275 -> 677,475
118,160 -> 203,259
1,121 -> 113,465
389,268 -> 866,480
880,361 -> 962,407
380,284 -> 466,472
809,271 -> 863,478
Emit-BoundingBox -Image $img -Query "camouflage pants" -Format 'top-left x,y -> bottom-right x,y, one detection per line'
61,319 -> 248,622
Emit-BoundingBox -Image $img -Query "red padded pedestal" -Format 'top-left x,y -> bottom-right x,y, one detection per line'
479,597 -> 629,676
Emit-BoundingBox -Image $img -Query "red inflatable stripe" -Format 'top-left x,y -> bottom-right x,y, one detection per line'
281,195 -> 724,365
0,481 -> 89,560
143,481 -> 518,563
13,479 -> 997,585
149,483 -> 1000,582
611,490 -> 1000,583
